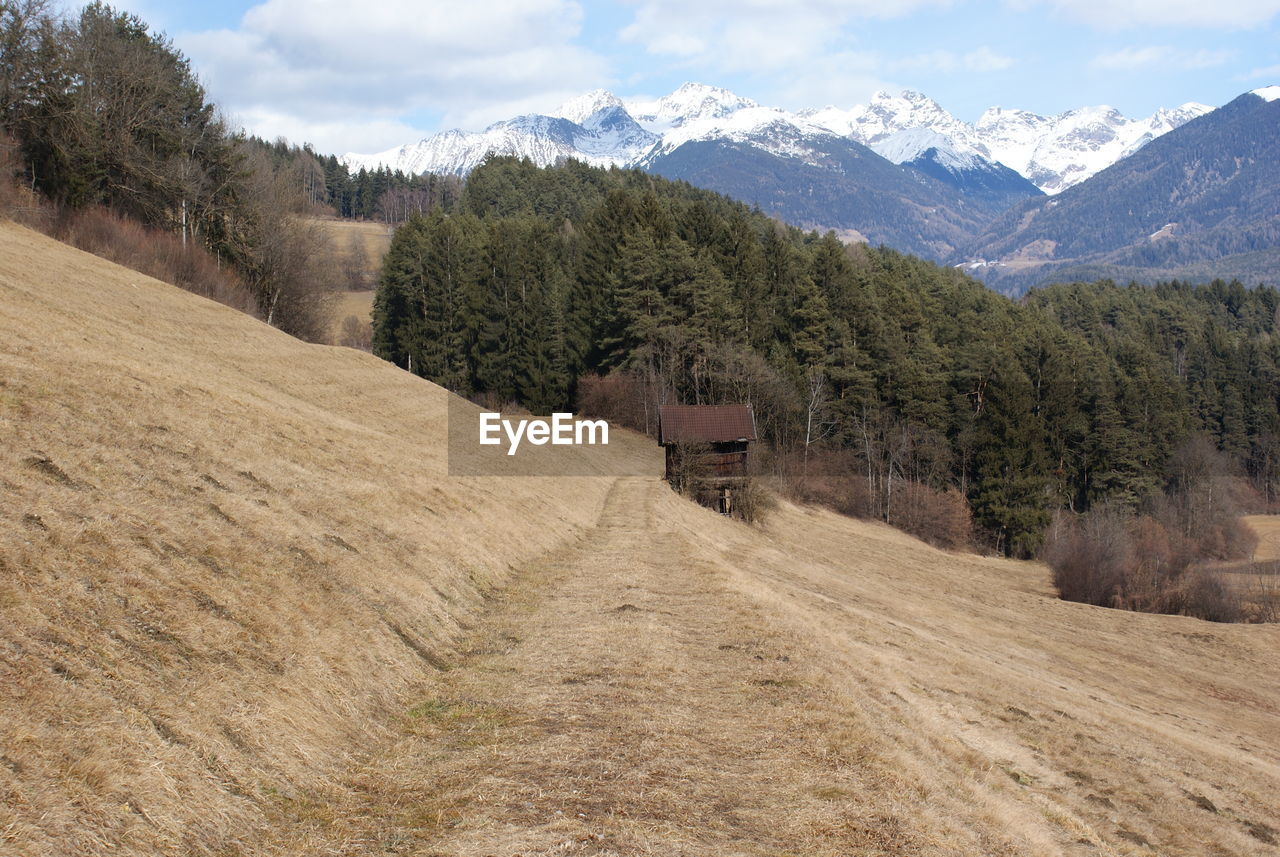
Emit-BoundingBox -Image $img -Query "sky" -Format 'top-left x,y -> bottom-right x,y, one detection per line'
91,0 -> 1280,155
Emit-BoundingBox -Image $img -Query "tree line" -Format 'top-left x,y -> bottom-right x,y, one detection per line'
246,137 -> 462,224
0,0 -> 342,340
374,156 -> 1280,557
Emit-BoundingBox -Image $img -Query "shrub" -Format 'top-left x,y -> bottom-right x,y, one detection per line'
338,315 -> 373,351
1042,508 -> 1133,608
1243,566 -> 1280,623
575,372 -> 653,435
1194,515 -> 1258,563
732,476 -> 776,525
892,482 -> 972,550
783,451 -> 969,547
1042,507 -> 1255,622
44,206 -> 256,315
1166,567 -> 1242,623
781,449 -> 872,518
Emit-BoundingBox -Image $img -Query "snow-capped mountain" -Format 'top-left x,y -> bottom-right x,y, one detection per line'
974,101 -> 1212,193
963,88 -> 1280,293
641,105 -> 844,163
344,83 -> 1209,196
346,106 -> 656,177
802,89 -> 1212,193
806,90 -> 974,148
624,83 -> 760,132
554,88 -> 626,125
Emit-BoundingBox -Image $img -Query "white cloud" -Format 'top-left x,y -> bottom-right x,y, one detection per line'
1244,62 -> 1280,79
619,0 -> 951,73
181,0 -> 609,153
1090,45 -> 1234,70
1026,0 -> 1280,29
769,50 -> 891,109
894,46 -> 1015,74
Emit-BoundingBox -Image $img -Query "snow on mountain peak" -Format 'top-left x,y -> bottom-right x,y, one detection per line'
554,89 -> 624,124
647,105 -> 838,163
626,82 -> 757,132
971,101 -> 1213,193
343,83 -> 1218,196
870,127 -> 982,171
1251,85 -> 1280,102
859,90 -> 956,136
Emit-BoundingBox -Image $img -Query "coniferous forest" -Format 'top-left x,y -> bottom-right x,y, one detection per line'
375,157 -> 1280,557
2,0 -> 1276,564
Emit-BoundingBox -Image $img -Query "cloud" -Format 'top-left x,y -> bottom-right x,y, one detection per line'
618,0 -> 951,73
1090,46 -> 1235,71
1023,0 -> 1280,29
181,0 -> 609,153
768,50 -> 892,110
894,46 -> 1015,74
1244,62 -> 1280,79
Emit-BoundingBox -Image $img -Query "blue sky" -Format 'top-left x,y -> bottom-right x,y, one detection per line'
99,0 -> 1280,154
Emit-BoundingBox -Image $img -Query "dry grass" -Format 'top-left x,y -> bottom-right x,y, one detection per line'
331,290 -> 375,345
0,220 -> 654,856
253,482 -> 1280,856
312,219 -> 385,343
309,218 -> 392,292
3,218 -> 1279,855
1244,515 -> 1280,561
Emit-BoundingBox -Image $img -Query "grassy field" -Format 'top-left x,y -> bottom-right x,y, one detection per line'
2,219 -> 1278,855
310,217 -> 392,278
1244,515 -> 1280,561
310,219 -> 385,343
0,221 -> 654,855
331,289 -> 375,343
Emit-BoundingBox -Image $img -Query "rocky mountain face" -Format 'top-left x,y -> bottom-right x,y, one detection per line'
642,134 -> 999,261
345,83 -> 1204,196
342,83 -> 1280,291
959,89 -> 1280,293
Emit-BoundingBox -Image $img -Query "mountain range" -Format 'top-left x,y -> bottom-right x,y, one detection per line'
345,84 -> 1208,197
344,83 -> 1279,292
962,87 -> 1280,291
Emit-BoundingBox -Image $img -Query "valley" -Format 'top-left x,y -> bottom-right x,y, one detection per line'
3,220 -> 1279,856
343,82 -> 1278,293
3,7 -> 1280,851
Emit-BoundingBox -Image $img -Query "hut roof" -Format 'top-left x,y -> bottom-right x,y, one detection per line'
658,404 -> 757,445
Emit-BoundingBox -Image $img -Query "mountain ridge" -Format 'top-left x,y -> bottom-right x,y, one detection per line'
344,83 -> 1208,196
961,90 -> 1280,292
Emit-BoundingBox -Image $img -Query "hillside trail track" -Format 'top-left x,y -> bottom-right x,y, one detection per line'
261,476 -> 969,856
7,220 -> 1277,856
260,477 -> 1280,857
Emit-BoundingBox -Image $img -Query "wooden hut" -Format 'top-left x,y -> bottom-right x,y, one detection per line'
657,404 -> 757,512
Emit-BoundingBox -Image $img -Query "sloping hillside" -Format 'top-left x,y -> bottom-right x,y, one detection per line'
644,137 -> 1007,261
2,220 -> 1279,856
253,480 -> 1280,856
0,221 -> 655,855
964,91 -> 1280,292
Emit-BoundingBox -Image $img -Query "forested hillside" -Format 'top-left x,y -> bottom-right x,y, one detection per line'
0,1 -> 452,339
375,157 -> 1280,556
642,135 -> 1006,260
964,91 -> 1280,292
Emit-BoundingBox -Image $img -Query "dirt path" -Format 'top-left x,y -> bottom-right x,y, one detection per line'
259,477 -> 984,855
257,478 -> 1280,857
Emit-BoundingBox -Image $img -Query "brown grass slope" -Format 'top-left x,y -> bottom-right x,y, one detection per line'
255,483 -> 1280,857
3,220 -> 1279,856
0,220 -> 655,855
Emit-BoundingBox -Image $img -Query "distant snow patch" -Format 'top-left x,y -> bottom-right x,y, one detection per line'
1251,86 -> 1280,102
